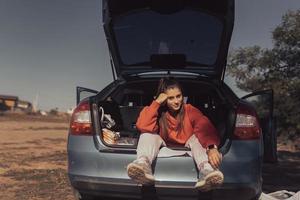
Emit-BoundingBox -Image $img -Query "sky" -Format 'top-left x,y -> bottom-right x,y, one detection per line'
0,0 -> 299,111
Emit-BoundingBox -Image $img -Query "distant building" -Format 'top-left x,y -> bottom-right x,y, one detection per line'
17,100 -> 33,112
0,95 -> 32,112
0,95 -> 18,111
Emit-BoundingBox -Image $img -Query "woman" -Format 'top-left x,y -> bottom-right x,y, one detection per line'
127,78 -> 223,191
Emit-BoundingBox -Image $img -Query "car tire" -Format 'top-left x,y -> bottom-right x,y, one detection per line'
79,194 -> 98,200
71,187 -> 97,200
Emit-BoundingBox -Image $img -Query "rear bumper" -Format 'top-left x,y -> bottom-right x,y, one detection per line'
68,135 -> 262,200
70,175 -> 260,200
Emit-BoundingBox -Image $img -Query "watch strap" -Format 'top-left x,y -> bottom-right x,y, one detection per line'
206,144 -> 218,151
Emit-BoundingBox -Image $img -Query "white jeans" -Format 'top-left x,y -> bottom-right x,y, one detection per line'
136,133 -> 214,171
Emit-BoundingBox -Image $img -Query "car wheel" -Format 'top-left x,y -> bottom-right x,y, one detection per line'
79,194 -> 99,200
71,187 -> 97,200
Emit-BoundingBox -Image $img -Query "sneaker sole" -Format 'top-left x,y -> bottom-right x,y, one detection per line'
196,171 -> 224,192
127,163 -> 155,185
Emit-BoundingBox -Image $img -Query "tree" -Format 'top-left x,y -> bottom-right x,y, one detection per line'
227,10 -> 300,138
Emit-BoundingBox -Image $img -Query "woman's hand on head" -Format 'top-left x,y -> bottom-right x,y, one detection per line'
155,93 -> 168,105
207,149 -> 222,169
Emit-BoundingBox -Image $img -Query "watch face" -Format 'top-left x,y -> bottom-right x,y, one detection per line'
208,144 -> 217,149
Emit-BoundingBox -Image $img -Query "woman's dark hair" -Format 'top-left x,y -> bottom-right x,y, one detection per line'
156,78 -> 185,140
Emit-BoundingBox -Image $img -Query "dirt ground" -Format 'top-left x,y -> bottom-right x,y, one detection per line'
0,113 -> 299,200
0,113 -> 73,200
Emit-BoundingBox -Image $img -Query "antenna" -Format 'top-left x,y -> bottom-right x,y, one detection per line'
32,93 -> 39,112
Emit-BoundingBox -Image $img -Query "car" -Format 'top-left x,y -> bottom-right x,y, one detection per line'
67,0 -> 278,199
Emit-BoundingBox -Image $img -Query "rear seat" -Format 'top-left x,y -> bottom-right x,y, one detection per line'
118,88 -> 146,137
119,106 -> 144,137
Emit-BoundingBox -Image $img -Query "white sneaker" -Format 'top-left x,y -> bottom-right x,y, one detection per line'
127,156 -> 155,185
195,170 -> 224,192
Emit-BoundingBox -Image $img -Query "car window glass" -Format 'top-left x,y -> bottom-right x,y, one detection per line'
113,9 -> 223,66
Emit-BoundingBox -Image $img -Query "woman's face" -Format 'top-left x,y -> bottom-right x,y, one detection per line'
165,87 -> 183,113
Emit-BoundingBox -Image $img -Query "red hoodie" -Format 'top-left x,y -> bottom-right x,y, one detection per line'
136,100 -> 220,148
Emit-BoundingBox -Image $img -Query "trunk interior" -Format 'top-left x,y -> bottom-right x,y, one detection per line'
96,79 -> 235,149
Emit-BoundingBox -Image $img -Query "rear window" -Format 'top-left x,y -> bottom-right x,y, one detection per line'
113,9 -> 223,66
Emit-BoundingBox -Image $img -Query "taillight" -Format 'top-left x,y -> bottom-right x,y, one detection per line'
69,100 -> 92,135
233,103 -> 261,140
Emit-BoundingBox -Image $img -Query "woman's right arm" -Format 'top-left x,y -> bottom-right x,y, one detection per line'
136,100 -> 161,133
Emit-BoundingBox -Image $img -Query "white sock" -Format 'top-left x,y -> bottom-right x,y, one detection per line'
198,161 -> 214,174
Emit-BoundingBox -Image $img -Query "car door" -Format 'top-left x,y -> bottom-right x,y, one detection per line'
76,86 -> 98,105
242,89 -> 277,163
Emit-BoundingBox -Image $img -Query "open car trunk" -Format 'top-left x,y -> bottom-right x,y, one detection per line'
94,79 -> 236,150
103,0 -> 234,80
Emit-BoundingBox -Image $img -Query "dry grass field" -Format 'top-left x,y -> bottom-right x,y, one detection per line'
0,113 -> 299,200
0,113 -> 73,200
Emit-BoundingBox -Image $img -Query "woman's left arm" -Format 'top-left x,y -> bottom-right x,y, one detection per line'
188,105 -> 222,169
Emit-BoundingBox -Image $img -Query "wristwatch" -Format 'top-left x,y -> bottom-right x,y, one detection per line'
206,144 -> 218,151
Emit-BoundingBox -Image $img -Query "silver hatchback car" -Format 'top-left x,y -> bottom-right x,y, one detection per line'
67,0 -> 277,199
